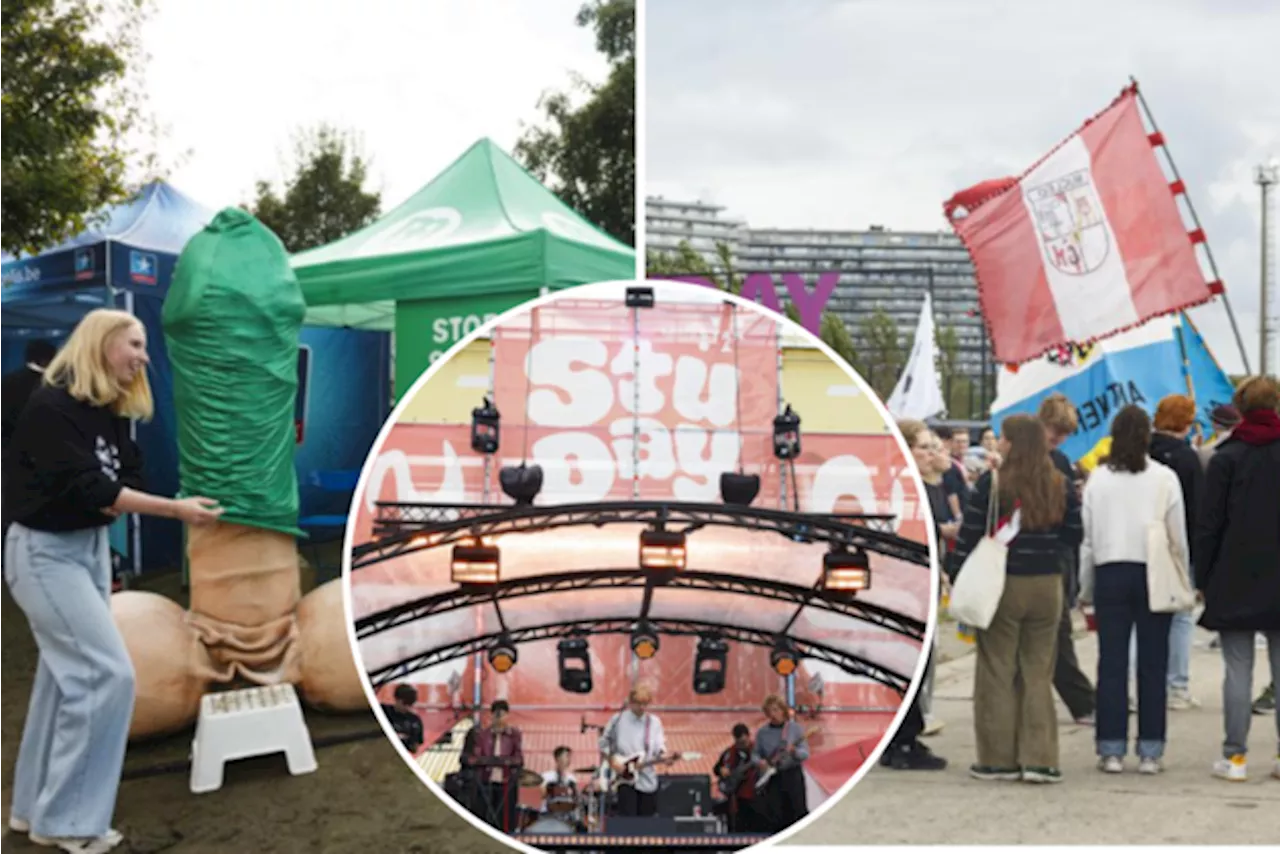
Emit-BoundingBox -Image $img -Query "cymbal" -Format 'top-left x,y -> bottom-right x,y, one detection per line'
573,767 -> 599,774
518,770 -> 543,787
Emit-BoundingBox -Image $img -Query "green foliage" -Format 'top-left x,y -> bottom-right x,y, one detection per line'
858,308 -> 906,400
249,125 -> 381,254
2,0 -> 157,255
646,240 -> 859,367
514,0 -> 634,246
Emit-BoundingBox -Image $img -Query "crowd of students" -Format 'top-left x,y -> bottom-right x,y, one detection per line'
884,375 -> 1280,782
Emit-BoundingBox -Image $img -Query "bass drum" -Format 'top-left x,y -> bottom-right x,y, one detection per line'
525,816 -> 576,835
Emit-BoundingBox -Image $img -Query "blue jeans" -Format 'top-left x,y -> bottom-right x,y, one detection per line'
1094,562 -> 1172,759
1128,608 -> 1194,689
4,523 -> 135,838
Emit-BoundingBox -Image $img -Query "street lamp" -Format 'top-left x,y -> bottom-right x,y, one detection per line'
1256,160 -> 1279,377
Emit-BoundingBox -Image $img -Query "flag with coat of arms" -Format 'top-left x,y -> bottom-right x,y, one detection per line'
944,83 -> 1217,365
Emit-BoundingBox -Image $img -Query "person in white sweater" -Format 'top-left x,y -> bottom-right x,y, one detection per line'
1079,405 -> 1190,776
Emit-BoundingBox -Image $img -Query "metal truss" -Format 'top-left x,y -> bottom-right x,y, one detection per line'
352,500 -> 927,569
365,617 -> 914,694
354,567 -> 926,642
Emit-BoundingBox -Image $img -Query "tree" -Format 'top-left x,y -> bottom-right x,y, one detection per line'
935,323 -> 969,418
646,240 -> 860,368
514,0 -> 634,246
249,125 -> 381,254
2,0 -> 157,256
859,308 -> 907,400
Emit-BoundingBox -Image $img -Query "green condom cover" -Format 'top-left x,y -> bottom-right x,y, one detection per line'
163,208 -> 306,537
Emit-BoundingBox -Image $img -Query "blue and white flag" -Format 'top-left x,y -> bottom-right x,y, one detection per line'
990,316 -> 1187,463
1177,314 -> 1237,442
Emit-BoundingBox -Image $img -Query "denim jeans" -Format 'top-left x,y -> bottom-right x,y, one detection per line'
4,523 -> 135,838
1094,562 -> 1172,759
1219,631 -> 1280,758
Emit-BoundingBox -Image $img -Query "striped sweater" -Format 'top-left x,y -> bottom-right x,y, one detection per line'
949,470 -> 1083,578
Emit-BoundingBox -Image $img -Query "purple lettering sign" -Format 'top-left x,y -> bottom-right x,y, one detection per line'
651,273 -> 838,337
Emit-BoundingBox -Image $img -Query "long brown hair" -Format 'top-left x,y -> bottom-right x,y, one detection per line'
998,414 -> 1065,530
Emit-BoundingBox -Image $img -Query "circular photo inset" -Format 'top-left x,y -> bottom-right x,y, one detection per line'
344,280 -> 938,852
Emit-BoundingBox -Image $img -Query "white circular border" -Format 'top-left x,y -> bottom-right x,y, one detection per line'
340,278 -> 942,854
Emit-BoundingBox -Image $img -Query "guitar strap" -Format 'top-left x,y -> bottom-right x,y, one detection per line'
643,713 -> 652,759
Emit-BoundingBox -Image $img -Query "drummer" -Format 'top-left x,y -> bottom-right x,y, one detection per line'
540,746 -> 584,827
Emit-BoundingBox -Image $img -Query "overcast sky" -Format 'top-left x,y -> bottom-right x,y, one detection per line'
143,0 -> 605,212
645,0 -> 1279,374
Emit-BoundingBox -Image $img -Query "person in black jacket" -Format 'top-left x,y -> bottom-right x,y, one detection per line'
1195,375 -> 1280,783
952,414 -> 1083,784
381,683 -> 424,753
1149,394 -> 1205,711
3,309 -> 222,852
1,339 -> 57,534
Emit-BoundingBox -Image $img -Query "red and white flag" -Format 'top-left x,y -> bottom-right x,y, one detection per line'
944,84 -> 1216,365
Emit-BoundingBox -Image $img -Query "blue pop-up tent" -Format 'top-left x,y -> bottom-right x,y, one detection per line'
2,181 -> 391,572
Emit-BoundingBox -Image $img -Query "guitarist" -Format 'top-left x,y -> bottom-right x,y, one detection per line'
598,685 -> 678,818
714,724 -> 765,833
753,695 -> 809,833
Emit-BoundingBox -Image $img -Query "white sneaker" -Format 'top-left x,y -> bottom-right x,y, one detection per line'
921,716 -> 945,736
28,829 -> 123,853
1213,755 -> 1248,782
1167,688 -> 1199,710
9,816 -> 30,833
1098,756 -> 1124,774
1137,757 -> 1162,775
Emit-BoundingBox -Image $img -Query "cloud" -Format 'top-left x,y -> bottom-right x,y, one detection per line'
647,0 -> 1279,372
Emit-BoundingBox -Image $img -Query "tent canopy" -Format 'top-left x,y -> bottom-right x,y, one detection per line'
295,138 -> 635,330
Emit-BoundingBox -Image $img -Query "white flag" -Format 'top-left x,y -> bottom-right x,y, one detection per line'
886,294 -> 946,421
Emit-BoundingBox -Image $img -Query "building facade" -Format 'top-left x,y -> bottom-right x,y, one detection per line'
645,197 -> 744,272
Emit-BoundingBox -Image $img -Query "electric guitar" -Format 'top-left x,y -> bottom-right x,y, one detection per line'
716,754 -> 758,797
600,751 -> 701,793
754,725 -> 821,792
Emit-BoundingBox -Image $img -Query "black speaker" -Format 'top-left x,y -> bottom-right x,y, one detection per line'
657,774 -> 712,817
605,816 -> 680,837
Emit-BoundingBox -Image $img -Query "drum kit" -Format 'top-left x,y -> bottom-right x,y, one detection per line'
514,765 -> 615,835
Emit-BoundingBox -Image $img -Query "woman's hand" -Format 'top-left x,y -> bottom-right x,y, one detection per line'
174,496 -> 223,526
939,521 -> 960,540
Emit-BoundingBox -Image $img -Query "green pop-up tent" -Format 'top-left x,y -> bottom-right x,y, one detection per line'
293,138 -> 635,395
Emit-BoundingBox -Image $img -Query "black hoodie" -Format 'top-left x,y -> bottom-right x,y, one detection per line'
4,384 -> 144,532
1149,432 -> 1203,572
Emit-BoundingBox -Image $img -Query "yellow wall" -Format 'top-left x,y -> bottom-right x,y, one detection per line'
397,342 -> 891,436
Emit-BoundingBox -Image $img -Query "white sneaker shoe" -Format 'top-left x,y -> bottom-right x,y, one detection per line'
9,816 -> 30,833
921,716 -> 945,736
28,829 -> 123,853
1167,688 -> 1199,710
1098,755 -> 1124,774
1137,757 -> 1162,775
1213,754 -> 1248,782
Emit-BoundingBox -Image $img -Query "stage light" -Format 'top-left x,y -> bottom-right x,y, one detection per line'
451,539 -> 500,585
719,472 -> 761,506
470,397 -> 500,455
557,636 -> 593,693
625,286 -> 655,308
770,637 -> 800,677
630,622 -> 660,660
693,634 -> 728,695
499,462 -> 543,506
639,529 -> 686,572
489,634 -> 517,673
773,404 -> 802,460
823,548 -> 871,593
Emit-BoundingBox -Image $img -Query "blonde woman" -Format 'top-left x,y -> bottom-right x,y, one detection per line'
3,309 -> 222,854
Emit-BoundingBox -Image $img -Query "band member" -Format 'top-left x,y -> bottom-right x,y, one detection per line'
599,685 -> 678,817
714,723 -> 766,833
380,683 -> 425,753
754,694 -> 809,832
541,746 -> 585,829
461,700 -> 524,833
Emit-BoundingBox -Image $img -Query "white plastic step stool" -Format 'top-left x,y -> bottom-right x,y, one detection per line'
190,684 -> 317,794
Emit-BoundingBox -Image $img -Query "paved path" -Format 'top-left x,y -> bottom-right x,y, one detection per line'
792,620 -> 1280,846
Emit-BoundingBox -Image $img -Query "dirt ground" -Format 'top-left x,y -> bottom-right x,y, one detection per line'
0,560 -> 497,854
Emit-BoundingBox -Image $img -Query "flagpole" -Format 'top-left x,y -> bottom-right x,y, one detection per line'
1173,313 -> 1201,443
1130,76 -> 1252,374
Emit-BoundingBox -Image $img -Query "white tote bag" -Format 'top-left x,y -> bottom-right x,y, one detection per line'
1147,474 -> 1196,614
947,471 -> 1009,630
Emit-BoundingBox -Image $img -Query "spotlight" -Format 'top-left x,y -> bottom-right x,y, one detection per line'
625,286 -> 655,308
631,622 -> 660,660
773,404 -> 802,460
470,397 -> 500,455
693,634 -> 728,695
557,636 -> 593,693
823,548 -> 871,593
499,462 -> 543,505
719,472 -> 761,506
639,529 -> 686,572
451,538 -> 500,585
770,637 -> 800,677
489,634 -> 517,673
